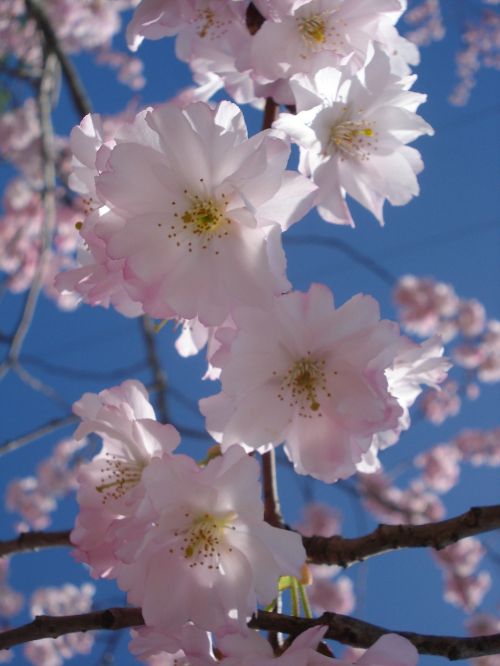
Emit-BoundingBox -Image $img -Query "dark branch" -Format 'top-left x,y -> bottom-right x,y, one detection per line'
4,505 -> 500,568
1,607 -> 499,660
25,0 -> 92,117
251,611 -> 500,661
303,504 -> 500,566
262,449 -> 284,528
0,531 -> 71,558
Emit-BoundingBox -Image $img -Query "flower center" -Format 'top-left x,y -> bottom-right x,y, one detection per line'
95,453 -> 145,503
177,511 -> 237,570
297,14 -> 326,44
182,197 -> 227,235
329,120 -> 374,160
278,357 -> 329,416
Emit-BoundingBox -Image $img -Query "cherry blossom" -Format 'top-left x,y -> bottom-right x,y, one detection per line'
245,0 -> 417,105
0,558 -> 23,619
359,469 -> 445,524
24,584 -> 95,666
117,445 -> 306,632
274,50 -> 432,225
71,380 -> 180,578
415,443 -> 461,493
201,283 -> 446,482
307,565 -> 355,615
60,101 -> 316,325
217,625 -> 331,665
331,633 -> 419,666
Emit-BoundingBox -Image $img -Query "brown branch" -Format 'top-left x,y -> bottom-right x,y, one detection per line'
245,2 -> 265,35
24,0 -> 92,117
262,449 -> 284,528
0,531 -> 71,558
303,504 -> 500,567
263,96 -> 278,130
4,505 -> 500,565
1,607 -> 499,660
250,611 -> 500,661
0,607 -> 144,650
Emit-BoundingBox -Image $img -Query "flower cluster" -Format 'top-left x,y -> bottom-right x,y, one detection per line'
71,380 -> 306,659
394,275 -> 500,424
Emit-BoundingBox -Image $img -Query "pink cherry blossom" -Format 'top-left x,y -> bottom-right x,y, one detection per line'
307,565 -> 355,615
245,0 -> 416,105
0,558 -> 23,619
394,275 -> 459,338
360,470 -> 445,524
274,50 -> 433,225
332,633 -> 419,666
201,283 -> 446,482
295,502 -> 341,537
444,571 -> 492,613
24,584 -> 95,666
61,101 -> 316,325
130,623 -> 214,664
71,380 -> 180,578
419,380 -> 461,425
454,428 -> 500,467
117,445 -> 306,632
415,443 -> 461,492
218,625 -> 331,665
6,438 -> 85,532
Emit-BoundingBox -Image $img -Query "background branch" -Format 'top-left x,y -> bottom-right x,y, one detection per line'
0,50 -> 58,382
24,0 -> 91,118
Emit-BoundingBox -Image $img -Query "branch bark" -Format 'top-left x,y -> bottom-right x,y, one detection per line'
0,531 -> 71,558
3,505 -> 499,564
1,607 -> 499,660
24,0 -> 92,117
303,504 -> 500,566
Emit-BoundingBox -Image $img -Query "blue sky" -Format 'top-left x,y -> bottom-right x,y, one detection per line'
0,2 -> 499,664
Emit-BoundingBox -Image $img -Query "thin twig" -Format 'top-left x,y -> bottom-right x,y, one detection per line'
1,607 -> 499,659
139,317 -> 169,423
285,234 -> 397,287
14,364 -> 72,411
0,414 -> 78,458
0,51 -> 58,382
24,0 -> 92,117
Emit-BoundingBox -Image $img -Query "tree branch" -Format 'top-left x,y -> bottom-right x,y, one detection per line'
303,504 -> 500,566
262,449 -> 284,528
0,414 -> 77,458
1,607 -> 499,660
4,505 -> 499,567
24,0 -> 92,117
0,531 -> 71,558
250,611 -> 500,660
